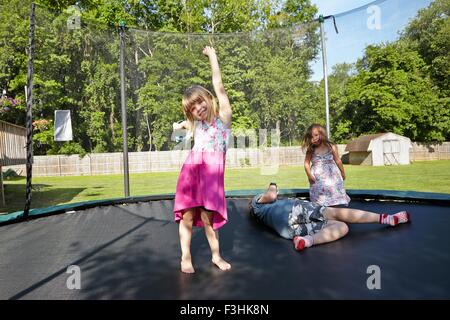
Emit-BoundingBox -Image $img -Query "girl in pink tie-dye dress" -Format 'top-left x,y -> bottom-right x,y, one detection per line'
172,46 -> 232,274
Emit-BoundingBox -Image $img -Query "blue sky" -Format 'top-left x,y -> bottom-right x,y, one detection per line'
309,0 -> 433,81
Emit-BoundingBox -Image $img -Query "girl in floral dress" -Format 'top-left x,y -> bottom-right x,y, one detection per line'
302,124 -> 350,207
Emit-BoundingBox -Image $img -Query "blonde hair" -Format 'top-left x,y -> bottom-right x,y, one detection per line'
302,123 -> 333,154
182,85 -> 218,132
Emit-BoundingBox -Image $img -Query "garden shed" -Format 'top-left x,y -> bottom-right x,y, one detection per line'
345,132 -> 412,166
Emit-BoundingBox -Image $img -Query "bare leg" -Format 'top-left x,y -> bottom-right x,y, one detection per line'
200,209 -> 231,271
294,220 -> 349,250
179,209 -> 195,273
294,206 -> 410,250
310,220 -> 349,245
324,207 -> 379,223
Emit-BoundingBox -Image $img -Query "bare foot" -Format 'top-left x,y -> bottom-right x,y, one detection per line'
212,257 -> 231,271
181,258 -> 195,274
266,183 -> 278,201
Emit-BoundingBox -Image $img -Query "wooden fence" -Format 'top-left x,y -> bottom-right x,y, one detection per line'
0,120 -> 27,166
410,142 -> 450,161
0,120 -> 27,206
2,143 -> 450,177
3,145 -> 343,177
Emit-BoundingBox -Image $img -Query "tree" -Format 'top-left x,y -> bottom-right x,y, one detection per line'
0,0 -> 32,125
338,42 -> 449,142
402,0 -> 450,97
1,0 -> 324,154
325,63 -> 356,143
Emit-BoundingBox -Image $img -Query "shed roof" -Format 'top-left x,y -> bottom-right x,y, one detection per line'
345,133 -> 386,152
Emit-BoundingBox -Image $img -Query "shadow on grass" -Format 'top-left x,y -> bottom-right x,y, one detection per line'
1,183 -> 85,214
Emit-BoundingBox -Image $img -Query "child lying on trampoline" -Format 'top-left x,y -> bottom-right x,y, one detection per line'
249,183 -> 410,251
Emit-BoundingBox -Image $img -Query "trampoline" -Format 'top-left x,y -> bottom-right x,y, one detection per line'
0,189 -> 449,300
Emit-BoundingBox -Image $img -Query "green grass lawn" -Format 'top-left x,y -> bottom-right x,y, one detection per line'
2,160 -> 450,214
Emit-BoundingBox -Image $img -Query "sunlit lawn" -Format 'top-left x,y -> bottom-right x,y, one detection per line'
2,160 -> 450,214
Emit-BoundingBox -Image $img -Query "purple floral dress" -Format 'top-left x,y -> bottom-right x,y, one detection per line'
309,149 -> 350,206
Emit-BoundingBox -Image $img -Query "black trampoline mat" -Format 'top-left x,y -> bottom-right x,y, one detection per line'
0,198 -> 449,299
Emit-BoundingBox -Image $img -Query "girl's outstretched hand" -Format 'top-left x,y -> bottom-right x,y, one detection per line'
202,46 -> 216,58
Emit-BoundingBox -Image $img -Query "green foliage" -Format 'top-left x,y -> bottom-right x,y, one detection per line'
1,0 -> 448,159
262,0 -> 318,28
2,0 -> 320,154
58,141 -> 87,156
33,119 -> 56,154
0,0 -> 31,124
326,63 -> 355,143
402,0 -> 450,97
337,42 -> 449,142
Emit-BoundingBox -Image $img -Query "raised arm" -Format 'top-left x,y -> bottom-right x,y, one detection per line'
202,46 -> 232,126
331,144 -> 346,180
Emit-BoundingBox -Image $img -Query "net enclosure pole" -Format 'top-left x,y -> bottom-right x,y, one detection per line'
24,3 -> 36,218
319,14 -> 331,139
119,21 -> 130,197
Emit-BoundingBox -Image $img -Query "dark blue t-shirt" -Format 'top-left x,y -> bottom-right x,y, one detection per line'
251,194 -> 296,239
